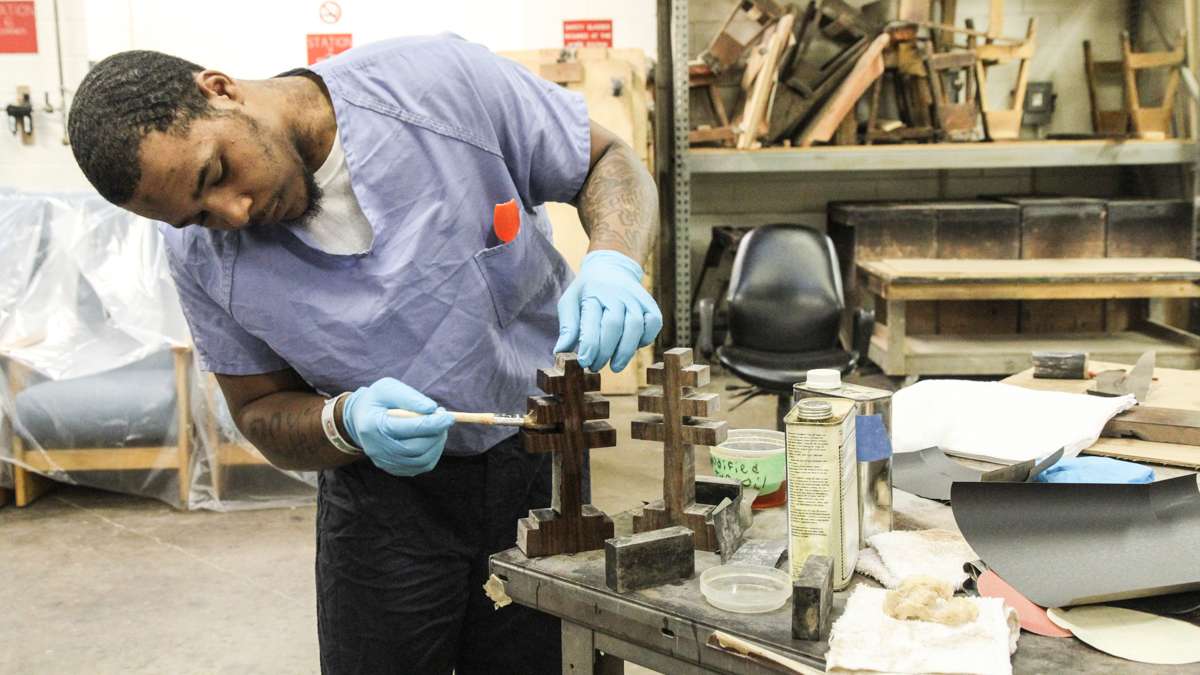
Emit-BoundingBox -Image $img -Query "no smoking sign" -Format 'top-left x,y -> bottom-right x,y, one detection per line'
319,1 -> 341,24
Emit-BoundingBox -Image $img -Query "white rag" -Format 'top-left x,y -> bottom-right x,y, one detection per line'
826,586 -> 1020,675
892,380 -> 1135,463
855,529 -> 978,590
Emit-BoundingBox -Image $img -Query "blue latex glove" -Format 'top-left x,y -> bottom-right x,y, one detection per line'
1034,457 -> 1154,484
341,378 -> 455,477
554,250 -> 663,372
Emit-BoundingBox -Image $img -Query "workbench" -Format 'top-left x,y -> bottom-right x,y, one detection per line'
858,257 -> 1200,380
490,484 -> 1197,674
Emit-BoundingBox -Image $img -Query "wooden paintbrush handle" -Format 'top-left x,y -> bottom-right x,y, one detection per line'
387,409 -> 499,426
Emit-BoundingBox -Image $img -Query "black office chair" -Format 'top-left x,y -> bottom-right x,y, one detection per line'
697,224 -> 873,428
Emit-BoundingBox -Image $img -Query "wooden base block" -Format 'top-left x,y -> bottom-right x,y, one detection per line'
517,505 -> 615,558
605,525 -> 695,593
793,555 -> 834,641
632,499 -> 743,557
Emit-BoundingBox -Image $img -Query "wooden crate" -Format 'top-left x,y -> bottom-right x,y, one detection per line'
829,200 -> 1023,337
993,196 -> 1109,334
1107,198 -> 1193,330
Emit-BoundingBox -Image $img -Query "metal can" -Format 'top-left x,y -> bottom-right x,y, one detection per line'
793,370 -> 893,546
784,397 -> 859,590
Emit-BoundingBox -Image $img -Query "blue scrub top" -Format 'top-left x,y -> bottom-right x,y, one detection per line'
159,35 -> 591,454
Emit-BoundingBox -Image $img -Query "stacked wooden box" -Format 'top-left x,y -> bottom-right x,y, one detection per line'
829,196 -> 1193,343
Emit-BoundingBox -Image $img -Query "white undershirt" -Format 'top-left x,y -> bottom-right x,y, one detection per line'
293,131 -> 374,255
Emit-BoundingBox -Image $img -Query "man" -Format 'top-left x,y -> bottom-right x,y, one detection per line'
68,34 -> 661,673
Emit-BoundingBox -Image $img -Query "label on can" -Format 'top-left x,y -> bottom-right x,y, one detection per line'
784,398 -> 859,589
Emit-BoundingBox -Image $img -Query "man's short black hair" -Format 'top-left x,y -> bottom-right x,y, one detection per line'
69,50 -> 212,205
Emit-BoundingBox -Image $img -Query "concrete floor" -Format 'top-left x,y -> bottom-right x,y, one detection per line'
0,372 -> 870,674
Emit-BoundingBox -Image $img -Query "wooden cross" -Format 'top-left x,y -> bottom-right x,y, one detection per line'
631,347 -> 735,552
516,353 -> 616,557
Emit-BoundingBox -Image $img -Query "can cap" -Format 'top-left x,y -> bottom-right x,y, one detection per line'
795,399 -> 833,421
805,369 -> 842,390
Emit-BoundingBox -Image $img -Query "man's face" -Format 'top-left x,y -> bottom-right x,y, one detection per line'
125,90 -> 318,231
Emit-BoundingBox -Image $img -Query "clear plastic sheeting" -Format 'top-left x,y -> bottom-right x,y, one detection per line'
0,192 -> 316,510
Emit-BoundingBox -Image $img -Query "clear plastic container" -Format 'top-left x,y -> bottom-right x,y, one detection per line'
699,564 -> 792,614
710,429 -> 787,509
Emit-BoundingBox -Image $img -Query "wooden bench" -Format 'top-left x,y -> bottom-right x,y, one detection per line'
859,257 -> 1200,379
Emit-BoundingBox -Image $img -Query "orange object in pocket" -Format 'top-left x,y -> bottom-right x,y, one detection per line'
493,199 -> 520,243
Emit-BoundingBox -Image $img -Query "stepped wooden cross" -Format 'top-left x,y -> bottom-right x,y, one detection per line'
631,347 -> 736,552
516,353 -> 617,557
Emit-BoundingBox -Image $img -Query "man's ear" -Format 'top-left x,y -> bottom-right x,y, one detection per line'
195,70 -> 242,104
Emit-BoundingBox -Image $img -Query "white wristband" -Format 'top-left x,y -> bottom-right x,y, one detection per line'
322,392 -> 362,456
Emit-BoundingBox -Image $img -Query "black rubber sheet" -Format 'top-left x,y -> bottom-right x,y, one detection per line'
893,446 -> 1063,501
952,474 -> 1200,608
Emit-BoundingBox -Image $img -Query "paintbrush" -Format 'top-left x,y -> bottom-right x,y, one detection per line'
386,409 -> 554,430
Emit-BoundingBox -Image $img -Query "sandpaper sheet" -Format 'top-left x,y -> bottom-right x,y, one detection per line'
952,475 -> 1200,608
1047,606 -> 1200,665
893,447 -> 1062,501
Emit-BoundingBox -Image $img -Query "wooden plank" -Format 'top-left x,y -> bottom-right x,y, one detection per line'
875,280 -> 1200,301
1104,407 -> 1200,446
860,257 -> 1200,282
23,447 -> 181,472
871,330 -> 1200,376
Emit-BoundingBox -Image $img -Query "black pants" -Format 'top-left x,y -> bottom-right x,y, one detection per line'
316,436 -> 560,674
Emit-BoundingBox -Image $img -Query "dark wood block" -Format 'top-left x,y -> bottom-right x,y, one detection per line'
1032,351 -> 1088,379
583,420 -> 617,449
521,429 -> 565,454
1106,198 -> 1192,258
695,475 -> 742,510
604,525 -> 696,593
991,196 -> 1108,259
932,201 -> 1021,259
637,388 -> 720,417
527,393 -> 609,425
631,417 -> 728,446
646,363 -> 711,388
710,497 -> 744,562
792,554 -> 834,641
517,503 -> 615,558
537,365 -> 603,396
633,501 -> 728,553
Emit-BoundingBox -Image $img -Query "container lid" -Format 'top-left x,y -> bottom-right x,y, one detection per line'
699,564 -> 792,614
795,399 -> 833,421
805,369 -> 842,390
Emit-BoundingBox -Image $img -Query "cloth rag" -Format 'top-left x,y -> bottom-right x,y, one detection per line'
1034,456 -> 1154,484
826,586 -> 1019,675
892,380 -> 1135,463
855,529 -> 978,590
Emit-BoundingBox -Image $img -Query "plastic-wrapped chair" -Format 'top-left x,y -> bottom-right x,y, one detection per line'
697,224 -> 874,428
5,347 -> 194,508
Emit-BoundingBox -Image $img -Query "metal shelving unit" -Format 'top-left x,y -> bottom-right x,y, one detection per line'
655,1 -> 1200,348
690,139 -> 1199,173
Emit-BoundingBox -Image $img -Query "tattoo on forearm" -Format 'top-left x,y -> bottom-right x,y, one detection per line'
577,143 -> 658,262
242,395 -> 344,470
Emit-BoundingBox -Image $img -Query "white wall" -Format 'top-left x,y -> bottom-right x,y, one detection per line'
0,0 -> 92,191
0,0 -> 656,191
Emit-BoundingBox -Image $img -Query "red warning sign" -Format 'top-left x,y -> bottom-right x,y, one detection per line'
307,33 -> 352,65
0,1 -> 37,54
563,19 -> 612,48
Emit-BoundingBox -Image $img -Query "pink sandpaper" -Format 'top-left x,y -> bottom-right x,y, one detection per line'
978,570 -> 1073,638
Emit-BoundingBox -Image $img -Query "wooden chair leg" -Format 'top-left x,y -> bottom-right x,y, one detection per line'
173,347 -> 193,510
6,361 -> 54,507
